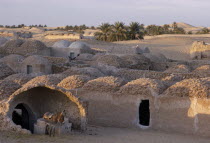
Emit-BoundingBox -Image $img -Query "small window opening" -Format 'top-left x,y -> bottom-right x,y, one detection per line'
27,65 -> 33,74
70,52 -> 75,59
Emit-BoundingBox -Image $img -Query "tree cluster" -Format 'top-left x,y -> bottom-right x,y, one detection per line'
145,22 -> 186,36
94,22 -> 144,42
56,25 -> 96,34
95,22 -> 187,42
0,24 -> 47,28
29,24 -> 47,28
4,24 -> 26,28
196,28 -> 210,34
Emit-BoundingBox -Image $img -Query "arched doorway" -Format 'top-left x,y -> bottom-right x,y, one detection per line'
12,103 -> 36,133
9,86 -> 87,131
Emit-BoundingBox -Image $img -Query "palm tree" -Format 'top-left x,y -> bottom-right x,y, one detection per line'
200,28 -> 209,34
146,25 -> 163,36
94,23 -> 112,41
110,22 -> 127,41
128,22 -> 140,39
162,24 -> 170,34
128,22 -> 144,40
171,22 -> 186,34
172,22 -> 178,31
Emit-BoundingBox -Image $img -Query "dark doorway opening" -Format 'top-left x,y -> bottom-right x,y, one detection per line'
139,100 -> 150,126
27,65 -> 33,74
70,52 -> 75,59
12,103 -> 35,133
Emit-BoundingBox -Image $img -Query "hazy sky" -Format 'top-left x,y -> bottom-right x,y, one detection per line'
0,0 -> 209,27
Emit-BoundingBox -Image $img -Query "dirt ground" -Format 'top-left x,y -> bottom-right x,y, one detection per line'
40,35 -> 208,61
3,28 -> 210,61
86,36 -> 210,61
0,126 -> 210,143
20,31 -> 210,61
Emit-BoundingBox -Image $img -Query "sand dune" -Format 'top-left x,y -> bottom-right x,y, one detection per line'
169,22 -> 195,29
167,22 -> 204,33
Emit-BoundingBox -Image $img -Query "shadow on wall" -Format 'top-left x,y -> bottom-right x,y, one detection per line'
157,86 -> 210,136
12,103 -> 36,133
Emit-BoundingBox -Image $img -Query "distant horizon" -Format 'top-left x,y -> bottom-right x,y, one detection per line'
0,22 -> 209,29
1,0 -> 209,27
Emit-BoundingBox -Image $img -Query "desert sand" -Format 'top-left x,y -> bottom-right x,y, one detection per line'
2,22 -> 210,61
37,35 -> 210,61
0,126 -> 209,143
81,36 -> 210,60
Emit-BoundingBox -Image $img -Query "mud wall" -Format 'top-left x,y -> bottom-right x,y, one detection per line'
44,56 -> 68,65
51,47 -> 72,58
78,90 -> 210,137
45,34 -> 82,40
7,87 -> 82,130
77,91 -> 157,128
21,63 -> 52,75
154,97 -> 194,134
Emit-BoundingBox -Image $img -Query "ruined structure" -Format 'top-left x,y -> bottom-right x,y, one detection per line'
107,45 -> 143,55
0,54 -> 25,73
13,32 -> 33,39
0,74 -> 88,134
52,40 -> 72,48
68,41 -> 95,58
45,33 -> 82,40
51,41 -> 95,59
1,39 -> 210,137
0,31 -> 32,39
190,41 -> 210,60
0,40 -> 51,56
21,55 -> 52,75
0,37 -> 8,47
0,31 -> 14,37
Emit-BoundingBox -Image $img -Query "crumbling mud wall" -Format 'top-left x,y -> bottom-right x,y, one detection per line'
51,47 -> 73,58
190,41 -> 210,60
0,31 -> 32,38
156,78 -> 210,136
44,56 -> 68,65
76,77 -> 210,137
77,78 -> 165,128
77,91 -> 157,128
0,31 -> 14,37
0,40 -> 51,57
154,97 -> 194,134
14,32 -> 33,39
21,55 -> 52,75
156,96 -> 210,137
0,85 -> 88,134
45,34 -> 82,40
